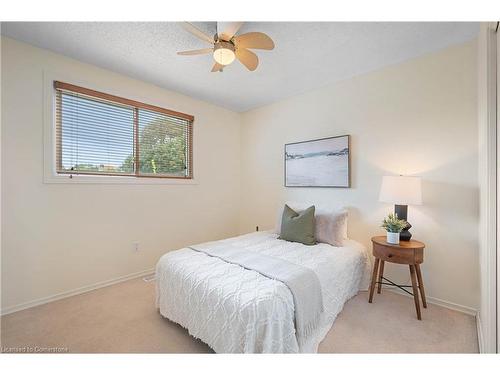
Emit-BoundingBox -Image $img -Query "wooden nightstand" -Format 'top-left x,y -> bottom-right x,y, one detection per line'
368,236 -> 426,320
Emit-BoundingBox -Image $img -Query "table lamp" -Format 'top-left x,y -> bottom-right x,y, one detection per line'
379,175 -> 422,241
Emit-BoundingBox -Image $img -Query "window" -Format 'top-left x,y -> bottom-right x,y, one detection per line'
54,81 -> 193,179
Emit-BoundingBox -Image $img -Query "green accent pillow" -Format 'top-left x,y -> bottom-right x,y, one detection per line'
278,204 -> 316,246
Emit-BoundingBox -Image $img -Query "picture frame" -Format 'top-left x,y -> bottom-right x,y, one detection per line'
284,135 -> 350,188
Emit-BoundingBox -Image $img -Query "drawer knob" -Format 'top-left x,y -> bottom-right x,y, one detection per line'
388,254 -> 393,258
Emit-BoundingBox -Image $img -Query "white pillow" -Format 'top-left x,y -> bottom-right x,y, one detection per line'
275,202 -> 348,247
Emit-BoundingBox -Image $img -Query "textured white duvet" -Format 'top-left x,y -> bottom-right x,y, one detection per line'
156,231 -> 371,353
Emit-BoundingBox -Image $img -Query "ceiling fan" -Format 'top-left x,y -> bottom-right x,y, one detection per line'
177,22 -> 275,72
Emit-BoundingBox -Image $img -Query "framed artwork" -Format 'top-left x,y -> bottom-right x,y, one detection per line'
284,135 -> 350,188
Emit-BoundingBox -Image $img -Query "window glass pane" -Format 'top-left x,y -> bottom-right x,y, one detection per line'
55,83 -> 193,179
58,92 -> 135,174
138,108 -> 189,177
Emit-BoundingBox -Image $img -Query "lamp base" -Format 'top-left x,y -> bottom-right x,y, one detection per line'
395,204 -> 412,241
399,226 -> 412,241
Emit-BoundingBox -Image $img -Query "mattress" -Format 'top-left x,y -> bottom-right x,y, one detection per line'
156,231 -> 371,353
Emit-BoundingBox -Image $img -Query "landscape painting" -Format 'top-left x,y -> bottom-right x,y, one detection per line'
285,135 -> 350,187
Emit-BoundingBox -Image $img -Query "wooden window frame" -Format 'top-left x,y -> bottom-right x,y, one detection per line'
54,81 -> 194,180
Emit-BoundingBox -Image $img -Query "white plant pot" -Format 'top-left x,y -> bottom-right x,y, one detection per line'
386,232 -> 400,245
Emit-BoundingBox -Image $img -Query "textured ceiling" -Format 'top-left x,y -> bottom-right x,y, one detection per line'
1,22 -> 479,112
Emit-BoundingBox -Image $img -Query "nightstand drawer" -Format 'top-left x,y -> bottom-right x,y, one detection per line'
373,243 -> 419,264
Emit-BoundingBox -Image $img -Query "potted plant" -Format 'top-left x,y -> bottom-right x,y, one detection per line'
381,213 -> 408,245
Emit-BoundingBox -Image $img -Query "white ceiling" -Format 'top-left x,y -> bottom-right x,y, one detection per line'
1,22 -> 479,112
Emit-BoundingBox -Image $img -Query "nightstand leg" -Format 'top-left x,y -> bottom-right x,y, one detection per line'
369,258 -> 380,303
377,260 -> 385,294
409,265 -> 422,320
415,264 -> 427,308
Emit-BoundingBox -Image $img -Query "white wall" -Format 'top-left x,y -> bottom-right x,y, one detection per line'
0,35 -> 3,315
239,40 -> 479,310
497,25 -> 500,355
1,37 -> 242,312
477,23 -> 498,353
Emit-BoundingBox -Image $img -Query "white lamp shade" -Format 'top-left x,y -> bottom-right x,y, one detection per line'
379,176 -> 422,205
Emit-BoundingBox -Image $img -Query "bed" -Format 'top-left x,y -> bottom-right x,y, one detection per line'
156,230 -> 370,353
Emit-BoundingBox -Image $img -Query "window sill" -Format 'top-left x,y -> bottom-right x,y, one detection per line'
43,173 -> 199,185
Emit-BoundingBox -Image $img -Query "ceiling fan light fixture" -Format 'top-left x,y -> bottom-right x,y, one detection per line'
213,41 -> 235,65
178,22 -> 275,72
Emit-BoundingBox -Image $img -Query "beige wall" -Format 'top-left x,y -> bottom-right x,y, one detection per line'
239,40 -> 479,310
1,36 -> 480,314
1,37 -> 242,312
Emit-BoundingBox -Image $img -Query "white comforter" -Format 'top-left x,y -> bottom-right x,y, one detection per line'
156,231 -> 370,353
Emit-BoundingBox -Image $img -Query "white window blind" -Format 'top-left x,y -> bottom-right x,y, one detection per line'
54,81 -> 193,179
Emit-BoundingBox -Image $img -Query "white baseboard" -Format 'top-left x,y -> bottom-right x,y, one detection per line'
1,268 -> 155,316
476,314 -> 484,353
387,289 -> 477,316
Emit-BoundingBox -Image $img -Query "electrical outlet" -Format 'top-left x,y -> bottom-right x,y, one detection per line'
133,241 -> 140,252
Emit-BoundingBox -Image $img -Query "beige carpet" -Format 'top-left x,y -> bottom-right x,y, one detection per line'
1,277 -> 478,353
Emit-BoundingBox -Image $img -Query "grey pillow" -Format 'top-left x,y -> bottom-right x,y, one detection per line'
279,204 -> 316,246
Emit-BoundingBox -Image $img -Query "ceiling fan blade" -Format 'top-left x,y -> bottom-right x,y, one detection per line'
234,32 -> 275,50
217,22 -> 244,41
177,48 -> 213,56
211,62 -> 224,72
235,48 -> 259,71
181,22 -> 214,45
